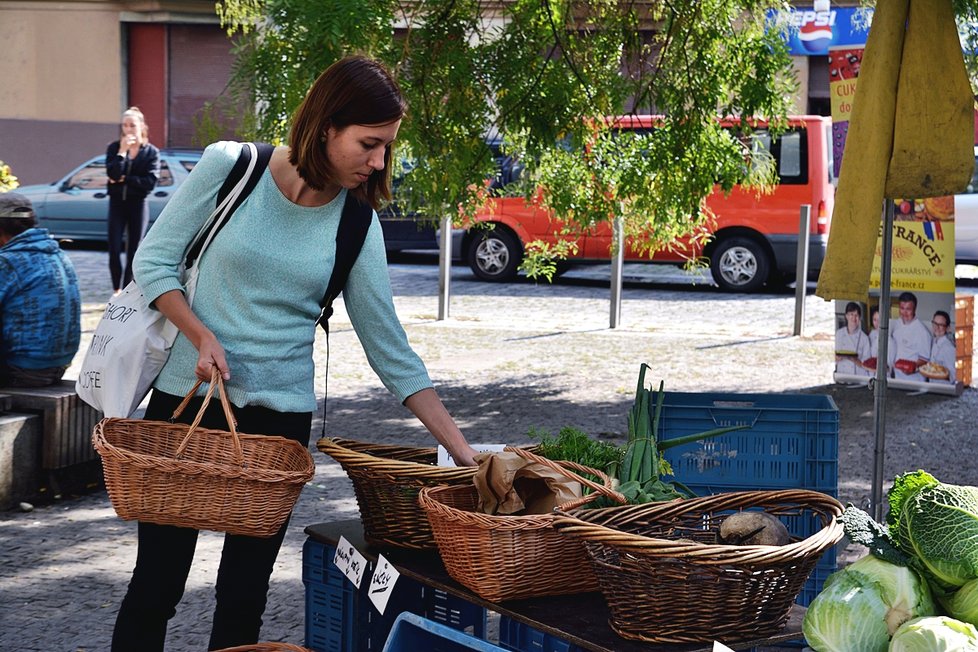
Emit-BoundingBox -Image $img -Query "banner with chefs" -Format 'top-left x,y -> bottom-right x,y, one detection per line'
832,197 -> 962,394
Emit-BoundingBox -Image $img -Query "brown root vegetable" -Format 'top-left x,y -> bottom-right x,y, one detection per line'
719,511 -> 790,546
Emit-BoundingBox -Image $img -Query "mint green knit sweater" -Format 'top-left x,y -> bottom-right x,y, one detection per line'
133,141 -> 432,412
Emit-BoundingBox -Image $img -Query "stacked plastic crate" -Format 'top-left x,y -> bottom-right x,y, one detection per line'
302,539 -> 486,652
956,294 -> 974,386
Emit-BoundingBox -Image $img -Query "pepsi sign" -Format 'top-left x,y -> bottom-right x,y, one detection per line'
769,7 -> 870,56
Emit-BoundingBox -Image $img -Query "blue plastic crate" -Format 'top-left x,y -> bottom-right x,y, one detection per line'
657,391 -> 840,606
497,616 -> 585,652
383,613 -> 504,652
304,539 -> 488,652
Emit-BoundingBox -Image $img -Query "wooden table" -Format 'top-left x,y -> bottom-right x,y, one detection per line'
304,520 -> 806,652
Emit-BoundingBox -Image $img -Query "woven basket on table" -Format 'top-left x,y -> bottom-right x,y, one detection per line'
94,370 -> 314,538
316,436 -> 479,549
551,489 -> 844,644
417,446 -> 626,602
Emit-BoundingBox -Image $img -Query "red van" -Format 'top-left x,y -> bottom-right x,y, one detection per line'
459,115 -> 835,292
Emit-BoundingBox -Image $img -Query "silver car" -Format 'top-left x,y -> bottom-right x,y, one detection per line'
17,149 -> 203,242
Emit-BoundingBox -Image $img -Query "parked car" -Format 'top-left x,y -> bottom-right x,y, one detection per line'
19,149 -> 449,252
17,149 -> 203,242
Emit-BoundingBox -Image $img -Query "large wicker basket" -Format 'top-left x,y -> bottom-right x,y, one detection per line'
94,371 -> 314,538
552,489 -> 844,644
317,436 -> 478,549
418,446 -> 626,602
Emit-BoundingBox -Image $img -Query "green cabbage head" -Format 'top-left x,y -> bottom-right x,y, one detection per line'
888,616 -> 978,651
803,555 -> 936,652
888,471 -> 978,589
942,579 -> 978,628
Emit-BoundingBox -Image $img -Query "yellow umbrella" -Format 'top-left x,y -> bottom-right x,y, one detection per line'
817,0 -> 973,301
815,0 -> 973,520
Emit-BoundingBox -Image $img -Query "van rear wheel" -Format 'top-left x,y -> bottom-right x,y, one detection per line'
710,236 -> 771,293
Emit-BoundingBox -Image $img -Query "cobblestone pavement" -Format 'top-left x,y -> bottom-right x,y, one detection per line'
3,248 -> 977,651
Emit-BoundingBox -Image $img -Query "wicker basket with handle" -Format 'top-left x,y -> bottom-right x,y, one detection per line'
93,369 -> 315,537
551,489 -> 844,644
316,436 -> 479,549
417,446 -> 626,602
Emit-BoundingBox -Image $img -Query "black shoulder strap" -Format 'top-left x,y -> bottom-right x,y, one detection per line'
185,142 -> 274,268
317,192 -> 373,331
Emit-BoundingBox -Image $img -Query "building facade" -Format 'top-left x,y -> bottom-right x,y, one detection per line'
0,0 -> 237,185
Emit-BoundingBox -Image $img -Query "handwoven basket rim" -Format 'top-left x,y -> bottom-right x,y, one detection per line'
94,419 -> 314,484
552,488 -> 844,560
317,436 -> 477,481
420,484 -> 563,529
418,464 -> 613,529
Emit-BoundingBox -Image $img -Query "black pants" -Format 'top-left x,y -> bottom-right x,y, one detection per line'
111,389 -> 312,651
107,196 -> 149,291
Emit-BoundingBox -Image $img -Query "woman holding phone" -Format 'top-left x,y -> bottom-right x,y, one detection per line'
105,106 -> 160,295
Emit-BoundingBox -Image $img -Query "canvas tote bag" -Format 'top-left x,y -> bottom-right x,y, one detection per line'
77,143 -> 264,417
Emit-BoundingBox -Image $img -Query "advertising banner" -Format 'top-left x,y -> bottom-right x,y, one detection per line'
828,46 -> 863,179
770,8 -> 871,57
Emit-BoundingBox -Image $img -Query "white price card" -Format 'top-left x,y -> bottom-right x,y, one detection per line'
367,554 -> 400,615
332,536 -> 368,588
437,443 -> 507,467
713,642 -> 735,652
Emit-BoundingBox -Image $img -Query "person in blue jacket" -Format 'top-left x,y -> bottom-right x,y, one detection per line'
112,56 -> 479,651
105,106 -> 159,294
0,193 -> 81,386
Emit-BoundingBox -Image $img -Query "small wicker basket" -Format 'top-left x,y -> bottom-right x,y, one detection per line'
418,446 -> 625,602
94,370 -> 314,538
317,436 -> 478,549
552,489 -> 844,644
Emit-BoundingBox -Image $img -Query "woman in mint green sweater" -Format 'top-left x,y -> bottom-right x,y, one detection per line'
112,56 -> 478,652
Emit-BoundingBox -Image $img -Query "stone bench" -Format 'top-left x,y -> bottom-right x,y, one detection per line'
0,380 -> 102,470
0,380 -> 103,506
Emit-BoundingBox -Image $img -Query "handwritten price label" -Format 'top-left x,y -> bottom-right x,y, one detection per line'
332,536 -> 367,588
437,443 -> 507,467
367,554 -> 400,614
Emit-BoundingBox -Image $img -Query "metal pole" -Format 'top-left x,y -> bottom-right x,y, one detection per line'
872,199 -> 895,522
793,205 -> 812,336
609,215 -> 624,328
437,215 -> 452,321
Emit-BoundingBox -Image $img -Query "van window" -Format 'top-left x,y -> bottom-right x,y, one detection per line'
825,122 -> 837,185
749,128 -> 808,185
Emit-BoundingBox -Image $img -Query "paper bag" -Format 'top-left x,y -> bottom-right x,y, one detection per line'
472,451 -> 582,516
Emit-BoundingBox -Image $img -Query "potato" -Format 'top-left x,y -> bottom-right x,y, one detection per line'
719,511 -> 790,546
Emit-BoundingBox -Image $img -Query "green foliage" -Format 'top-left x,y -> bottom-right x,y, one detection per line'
0,160 -> 18,192
529,426 -> 623,477
216,0 -> 798,251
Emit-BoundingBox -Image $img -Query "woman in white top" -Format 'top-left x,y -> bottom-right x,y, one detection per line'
835,301 -> 871,377
928,310 -> 957,384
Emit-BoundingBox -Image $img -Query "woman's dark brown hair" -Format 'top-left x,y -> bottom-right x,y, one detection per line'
289,55 -> 407,209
